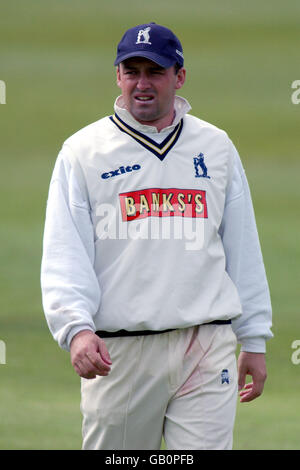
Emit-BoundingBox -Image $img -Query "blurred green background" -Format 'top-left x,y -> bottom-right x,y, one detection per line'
0,0 -> 299,450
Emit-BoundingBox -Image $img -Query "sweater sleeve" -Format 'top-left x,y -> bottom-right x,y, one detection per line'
40,145 -> 101,351
219,139 -> 273,353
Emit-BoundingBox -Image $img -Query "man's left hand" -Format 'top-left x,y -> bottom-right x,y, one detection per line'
237,352 -> 267,402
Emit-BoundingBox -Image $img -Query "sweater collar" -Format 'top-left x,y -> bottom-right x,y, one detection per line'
113,95 -> 191,134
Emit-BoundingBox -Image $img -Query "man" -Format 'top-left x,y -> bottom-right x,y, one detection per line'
41,22 -> 273,450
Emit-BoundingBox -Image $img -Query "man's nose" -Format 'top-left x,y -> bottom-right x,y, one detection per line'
136,73 -> 151,90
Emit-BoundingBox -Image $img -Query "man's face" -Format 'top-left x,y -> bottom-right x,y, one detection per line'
116,57 -> 186,131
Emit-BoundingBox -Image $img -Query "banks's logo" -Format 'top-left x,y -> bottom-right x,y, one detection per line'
194,153 -> 210,179
101,164 -> 141,180
119,188 -> 208,222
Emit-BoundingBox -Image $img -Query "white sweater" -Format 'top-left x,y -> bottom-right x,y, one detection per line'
41,96 -> 273,353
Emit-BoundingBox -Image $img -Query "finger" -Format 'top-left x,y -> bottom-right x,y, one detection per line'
240,382 -> 253,391
98,339 -> 112,365
239,383 -> 253,398
73,362 -> 83,377
75,357 -> 104,380
86,351 -> 111,374
82,355 -> 110,378
240,392 -> 259,402
239,383 -> 263,402
79,359 -> 96,379
73,360 -> 96,379
237,369 -> 247,391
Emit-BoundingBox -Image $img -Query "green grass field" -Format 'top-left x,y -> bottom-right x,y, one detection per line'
0,0 -> 299,450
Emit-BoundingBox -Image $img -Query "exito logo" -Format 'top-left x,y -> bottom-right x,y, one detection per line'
0,340 -> 6,364
291,80 -> 300,105
0,80 -> 6,104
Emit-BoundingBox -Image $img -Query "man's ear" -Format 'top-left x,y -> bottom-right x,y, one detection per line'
175,67 -> 186,90
116,65 -> 122,89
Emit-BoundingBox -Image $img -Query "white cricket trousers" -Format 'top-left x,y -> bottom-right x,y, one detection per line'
80,324 -> 238,450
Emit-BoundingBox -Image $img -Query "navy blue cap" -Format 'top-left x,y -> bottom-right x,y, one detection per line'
114,22 -> 184,69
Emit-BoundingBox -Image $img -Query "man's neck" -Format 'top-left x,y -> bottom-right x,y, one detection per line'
134,109 -> 176,133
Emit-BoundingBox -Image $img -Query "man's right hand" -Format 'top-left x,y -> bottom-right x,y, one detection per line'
70,330 -> 112,379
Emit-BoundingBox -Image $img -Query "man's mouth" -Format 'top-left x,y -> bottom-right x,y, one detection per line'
134,95 -> 154,102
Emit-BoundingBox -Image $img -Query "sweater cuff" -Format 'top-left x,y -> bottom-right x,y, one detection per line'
240,337 -> 266,353
66,325 -> 95,351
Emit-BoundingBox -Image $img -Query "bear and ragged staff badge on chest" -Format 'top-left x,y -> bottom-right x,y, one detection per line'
193,153 -> 211,179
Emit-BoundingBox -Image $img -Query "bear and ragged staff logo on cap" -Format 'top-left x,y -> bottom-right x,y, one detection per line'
136,27 -> 152,45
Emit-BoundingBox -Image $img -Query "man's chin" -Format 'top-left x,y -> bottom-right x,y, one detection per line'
131,111 -> 158,124
129,104 -> 159,123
